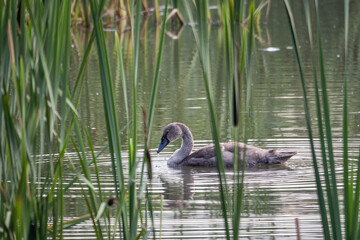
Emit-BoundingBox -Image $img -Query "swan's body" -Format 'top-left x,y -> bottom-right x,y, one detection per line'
157,122 -> 296,167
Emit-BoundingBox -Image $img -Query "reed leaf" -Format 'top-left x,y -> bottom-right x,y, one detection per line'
343,0 -> 350,237
128,0 -> 143,238
130,0 -> 142,167
221,0 -> 237,126
301,1 -> 334,238
234,2 -> 255,239
343,0 -> 360,239
115,33 -> 130,122
146,0 -> 169,143
184,0 -> 231,239
0,0 -> 82,238
314,2 -> 342,238
89,0 -> 124,201
88,0 -> 130,238
285,0 -> 360,239
283,1 -> 331,238
142,2 -> 169,237
352,155 -> 360,239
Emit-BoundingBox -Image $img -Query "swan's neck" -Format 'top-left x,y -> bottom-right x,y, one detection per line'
168,125 -> 194,167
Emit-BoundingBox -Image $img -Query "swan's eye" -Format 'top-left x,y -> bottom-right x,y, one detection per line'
163,131 -> 168,139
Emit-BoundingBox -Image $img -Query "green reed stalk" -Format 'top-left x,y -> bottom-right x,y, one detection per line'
60,32 -> 106,229
235,2 -> 255,239
222,1 -> 237,238
63,4 -> 119,238
343,0 -> 350,238
1,0 -> 111,238
143,2 -> 169,237
352,157 -> 360,239
314,2 -> 342,238
128,1 -> 142,238
58,2 -> 72,237
184,0 -> 230,239
73,121 -> 109,238
283,1 -> 331,239
343,1 -> 352,239
0,0 -> 85,238
146,0 -> 168,145
115,27 -> 134,240
130,0 -> 141,167
221,0 -> 237,126
114,0 -> 170,238
114,35 -> 133,230
88,0 -> 131,238
343,0 -> 360,239
115,33 -> 129,122
302,1 -> 333,238
185,1 -> 259,238
285,0 -> 360,239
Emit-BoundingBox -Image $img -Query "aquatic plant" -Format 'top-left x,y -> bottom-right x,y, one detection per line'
183,0 -> 257,239
284,0 -> 360,239
0,0 -> 80,238
0,0 -> 168,239
81,0 -> 169,238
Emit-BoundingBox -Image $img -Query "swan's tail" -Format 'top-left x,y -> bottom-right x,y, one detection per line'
267,150 -> 297,164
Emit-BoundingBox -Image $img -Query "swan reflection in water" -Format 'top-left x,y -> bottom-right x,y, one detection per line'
158,165 -> 291,212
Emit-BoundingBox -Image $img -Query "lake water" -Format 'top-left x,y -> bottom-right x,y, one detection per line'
65,1 -> 360,239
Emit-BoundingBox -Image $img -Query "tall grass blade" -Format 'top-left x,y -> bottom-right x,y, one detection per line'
146,0 -> 169,143
88,0 -> 129,238
314,2 -> 342,238
343,0 -> 360,239
143,2 -> 169,237
352,155 -> 360,239
130,0 -> 142,167
24,0 -> 58,140
302,2 -> 338,240
0,0 -> 84,238
73,120 -> 109,237
234,2 -> 255,239
283,1 -> 331,238
128,0 -> 142,238
343,0 -> 350,238
115,33 -> 130,122
184,0 -> 231,239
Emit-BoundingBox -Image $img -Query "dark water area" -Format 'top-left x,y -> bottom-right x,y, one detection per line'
65,1 -> 360,239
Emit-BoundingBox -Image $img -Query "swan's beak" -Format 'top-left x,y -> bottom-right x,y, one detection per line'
157,136 -> 170,153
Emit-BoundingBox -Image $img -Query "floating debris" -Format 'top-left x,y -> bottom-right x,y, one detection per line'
262,47 -> 280,52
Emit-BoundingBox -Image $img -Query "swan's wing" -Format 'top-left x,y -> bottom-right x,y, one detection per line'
181,144 -> 235,167
188,145 -> 216,159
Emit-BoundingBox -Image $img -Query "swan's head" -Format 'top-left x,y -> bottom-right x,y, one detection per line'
265,149 -> 297,164
157,123 -> 183,153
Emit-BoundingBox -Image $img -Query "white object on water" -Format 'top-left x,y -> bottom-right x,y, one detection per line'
263,47 -> 280,52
